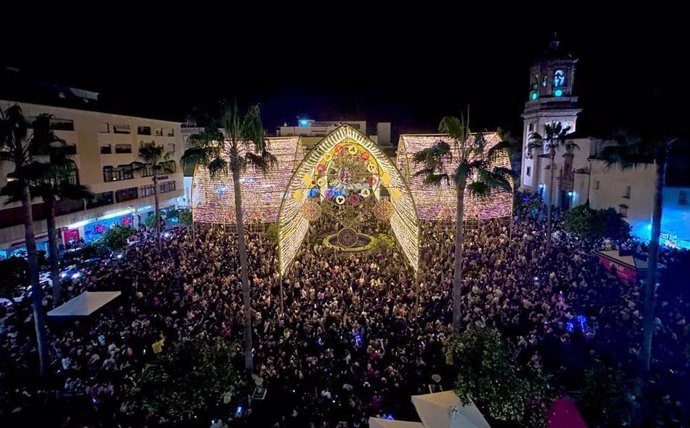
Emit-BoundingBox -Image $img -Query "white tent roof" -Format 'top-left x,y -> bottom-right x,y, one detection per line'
48,291 -> 121,317
369,418 -> 425,428
411,391 -> 490,428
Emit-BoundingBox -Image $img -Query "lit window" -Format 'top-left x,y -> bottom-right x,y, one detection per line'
526,166 -> 531,177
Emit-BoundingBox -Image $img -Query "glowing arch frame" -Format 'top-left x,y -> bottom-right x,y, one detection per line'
278,125 -> 420,274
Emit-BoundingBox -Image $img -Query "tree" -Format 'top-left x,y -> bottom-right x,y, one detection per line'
563,205 -> 630,241
601,132 -> 681,372
2,120 -> 93,307
0,105 -> 49,374
100,225 -> 136,251
132,144 -> 176,251
528,121 -> 574,252
181,101 -> 276,373
446,325 -> 551,426
579,359 -> 637,427
125,337 -> 238,425
178,209 -> 193,226
414,114 -> 513,330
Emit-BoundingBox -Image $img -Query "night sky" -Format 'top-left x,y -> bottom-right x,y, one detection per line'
2,8 -> 687,139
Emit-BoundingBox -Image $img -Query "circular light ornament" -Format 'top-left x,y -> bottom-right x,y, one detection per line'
335,195 -> 346,205
301,199 -> 322,221
360,188 -> 371,198
302,173 -> 313,187
554,89 -> 564,97
373,200 -> 395,221
347,145 -> 358,155
317,177 -> 327,187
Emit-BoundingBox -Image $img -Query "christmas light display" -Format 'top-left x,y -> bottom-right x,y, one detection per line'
396,132 -> 513,221
192,137 -> 305,224
278,125 -> 419,274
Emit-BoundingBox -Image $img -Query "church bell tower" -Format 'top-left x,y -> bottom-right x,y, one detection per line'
520,35 -> 582,192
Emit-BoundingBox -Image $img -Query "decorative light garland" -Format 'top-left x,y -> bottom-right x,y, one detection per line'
397,133 -> 513,221
192,137 -> 305,224
278,125 -> 420,274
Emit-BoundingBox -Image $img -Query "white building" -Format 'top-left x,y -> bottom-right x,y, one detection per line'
278,119 -> 391,148
0,99 -> 184,258
519,38 -> 689,248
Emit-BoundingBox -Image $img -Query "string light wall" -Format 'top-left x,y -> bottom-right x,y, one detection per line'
396,132 -> 513,221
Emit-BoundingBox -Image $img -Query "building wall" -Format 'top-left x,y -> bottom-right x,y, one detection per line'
588,160 -> 656,227
0,99 -> 184,251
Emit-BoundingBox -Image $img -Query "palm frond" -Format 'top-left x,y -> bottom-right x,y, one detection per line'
466,181 -> 491,197
207,157 -> 228,177
439,116 -> 469,142
0,179 -> 24,204
412,141 -> 451,165
422,173 -> 450,187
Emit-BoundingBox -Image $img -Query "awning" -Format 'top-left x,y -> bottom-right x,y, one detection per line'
411,391 -> 491,428
48,291 -> 121,317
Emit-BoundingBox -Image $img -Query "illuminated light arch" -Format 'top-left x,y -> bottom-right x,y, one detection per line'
191,137 -> 304,224
278,125 -> 420,274
397,132 -> 513,221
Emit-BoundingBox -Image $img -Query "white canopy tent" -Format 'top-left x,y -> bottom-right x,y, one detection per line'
48,291 -> 121,317
411,391 -> 490,428
369,418 -> 424,428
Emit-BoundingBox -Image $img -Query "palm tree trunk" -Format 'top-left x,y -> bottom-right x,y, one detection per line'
642,154 -> 667,372
232,166 -> 253,373
153,175 -> 161,251
546,151 -> 556,252
46,193 -> 61,308
452,177 -> 467,330
21,182 -> 48,375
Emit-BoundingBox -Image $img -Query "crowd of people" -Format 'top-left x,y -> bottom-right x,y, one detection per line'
1,200 -> 689,427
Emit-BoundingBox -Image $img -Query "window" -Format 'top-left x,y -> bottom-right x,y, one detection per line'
140,141 -> 154,149
141,164 -> 155,177
103,166 -> 114,182
528,123 -> 534,132
623,185 -> 631,199
619,205 -> 628,217
103,164 -> 133,182
137,126 -> 151,135
87,191 -> 114,209
167,129 -> 175,137
526,166 -> 531,177
159,180 -> 176,193
594,180 -> 600,190
100,144 -> 112,154
115,144 -> 132,154
99,122 -> 110,133
115,187 -> 138,203
140,184 -> 155,197
680,191 -> 687,205
155,127 -> 164,136
167,143 -> 176,154
113,124 -> 131,134
50,118 -> 75,131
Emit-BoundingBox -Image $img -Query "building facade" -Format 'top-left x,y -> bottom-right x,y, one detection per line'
0,100 -> 184,258
519,39 -> 689,248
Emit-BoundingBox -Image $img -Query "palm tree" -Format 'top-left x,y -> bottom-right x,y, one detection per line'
414,114 -> 514,330
0,105 -> 49,375
528,121 -> 574,252
601,132 -> 680,372
181,101 -> 275,372
132,144 -> 176,250
0,150 -> 93,307
3,117 -> 94,307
